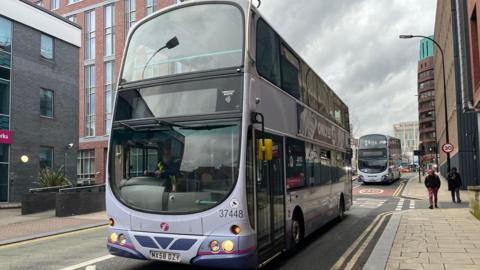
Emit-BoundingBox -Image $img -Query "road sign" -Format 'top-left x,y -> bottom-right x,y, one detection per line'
442,143 -> 454,153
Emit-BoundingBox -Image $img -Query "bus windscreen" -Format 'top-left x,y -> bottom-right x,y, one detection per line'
109,122 -> 240,214
121,3 -> 244,83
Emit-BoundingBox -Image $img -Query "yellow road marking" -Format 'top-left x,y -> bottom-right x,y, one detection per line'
330,211 -> 393,270
0,225 -> 108,250
344,213 -> 392,270
393,182 -> 405,197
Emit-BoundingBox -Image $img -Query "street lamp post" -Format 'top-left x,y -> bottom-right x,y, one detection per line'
399,34 -> 451,174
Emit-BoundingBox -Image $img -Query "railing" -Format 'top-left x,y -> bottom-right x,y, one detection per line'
28,185 -> 72,193
59,184 -> 105,193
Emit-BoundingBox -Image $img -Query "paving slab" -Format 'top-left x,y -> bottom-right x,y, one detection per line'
0,208 -> 107,246
364,174 -> 480,270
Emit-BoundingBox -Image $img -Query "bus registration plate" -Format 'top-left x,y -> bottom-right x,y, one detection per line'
150,250 -> 181,263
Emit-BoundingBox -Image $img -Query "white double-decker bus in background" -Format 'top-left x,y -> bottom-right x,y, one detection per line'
357,134 -> 402,184
106,0 -> 352,268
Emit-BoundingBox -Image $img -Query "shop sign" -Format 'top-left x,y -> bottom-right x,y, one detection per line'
0,130 -> 12,144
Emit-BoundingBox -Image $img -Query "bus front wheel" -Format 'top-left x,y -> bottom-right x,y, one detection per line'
291,214 -> 304,248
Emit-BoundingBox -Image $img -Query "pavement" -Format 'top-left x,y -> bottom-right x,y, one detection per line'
364,173 -> 480,270
0,208 -> 107,246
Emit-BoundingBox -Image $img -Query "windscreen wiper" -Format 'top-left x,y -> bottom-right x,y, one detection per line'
155,119 -> 188,128
118,121 -> 138,131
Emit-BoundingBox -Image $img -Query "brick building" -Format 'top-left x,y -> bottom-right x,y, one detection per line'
32,0 -> 182,184
416,38 -> 437,167
466,0 -> 480,108
434,0 -> 479,185
448,0 -> 480,187
1,0 -> 80,202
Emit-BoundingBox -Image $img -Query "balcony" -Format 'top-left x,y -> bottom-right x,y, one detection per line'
418,95 -> 435,102
419,116 -> 435,123
420,127 -> 436,133
419,106 -> 435,113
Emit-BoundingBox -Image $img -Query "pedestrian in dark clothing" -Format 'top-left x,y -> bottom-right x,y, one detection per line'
447,167 -> 462,203
424,169 -> 441,209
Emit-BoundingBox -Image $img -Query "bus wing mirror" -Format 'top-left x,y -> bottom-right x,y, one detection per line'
346,148 -> 353,160
257,139 -> 273,161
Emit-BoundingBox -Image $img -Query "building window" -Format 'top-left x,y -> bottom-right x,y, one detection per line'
104,61 -> 114,134
0,81 -> 9,116
85,9 -> 96,60
40,34 -> 54,60
0,16 -> 12,113
0,17 -> 12,53
68,0 -> 81,4
51,0 -> 60,10
418,80 -> 434,90
40,89 -> 54,118
0,144 -> 8,201
77,150 -> 95,183
125,0 -> 136,38
104,4 -> 115,57
146,0 -> 155,15
0,115 -> 8,130
66,15 -> 77,23
39,146 -> 54,169
85,65 -> 96,136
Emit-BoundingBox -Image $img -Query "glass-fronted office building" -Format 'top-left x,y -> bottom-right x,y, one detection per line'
0,0 -> 80,202
0,16 -> 11,201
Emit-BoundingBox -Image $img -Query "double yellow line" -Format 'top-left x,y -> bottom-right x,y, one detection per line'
392,181 -> 406,197
330,211 -> 393,270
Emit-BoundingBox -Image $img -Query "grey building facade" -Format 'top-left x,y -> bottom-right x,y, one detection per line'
445,0 -> 480,187
1,0 -> 81,202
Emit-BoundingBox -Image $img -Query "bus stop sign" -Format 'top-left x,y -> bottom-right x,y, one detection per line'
442,143 -> 454,153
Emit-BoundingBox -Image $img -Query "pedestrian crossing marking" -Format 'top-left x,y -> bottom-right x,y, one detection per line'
395,199 -> 415,211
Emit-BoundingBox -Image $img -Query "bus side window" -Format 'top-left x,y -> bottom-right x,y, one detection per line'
280,45 -> 300,99
256,19 -> 281,87
286,138 -> 305,189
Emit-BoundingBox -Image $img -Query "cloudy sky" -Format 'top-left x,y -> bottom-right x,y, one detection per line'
258,0 -> 437,138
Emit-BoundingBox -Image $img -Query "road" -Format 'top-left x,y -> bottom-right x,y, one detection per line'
0,174 -> 422,270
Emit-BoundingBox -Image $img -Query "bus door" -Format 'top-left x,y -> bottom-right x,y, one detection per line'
255,133 -> 285,261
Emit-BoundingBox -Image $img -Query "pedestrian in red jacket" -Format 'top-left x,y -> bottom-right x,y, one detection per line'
424,169 -> 441,209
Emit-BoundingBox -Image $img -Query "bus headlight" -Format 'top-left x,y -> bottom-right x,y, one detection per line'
118,234 -> 127,245
109,232 -> 118,243
221,240 -> 234,253
209,240 -> 220,252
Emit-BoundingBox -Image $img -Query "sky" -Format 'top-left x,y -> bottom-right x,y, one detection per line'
258,0 -> 437,138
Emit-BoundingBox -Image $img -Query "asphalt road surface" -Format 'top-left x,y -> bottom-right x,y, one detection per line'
1,174 -> 420,270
